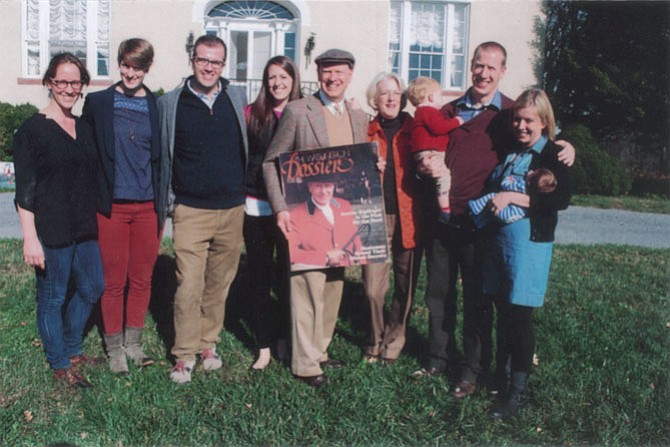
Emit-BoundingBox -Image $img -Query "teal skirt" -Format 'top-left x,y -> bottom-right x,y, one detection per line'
482,218 -> 553,307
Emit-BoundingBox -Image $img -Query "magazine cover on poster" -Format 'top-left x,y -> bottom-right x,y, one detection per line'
278,142 -> 389,272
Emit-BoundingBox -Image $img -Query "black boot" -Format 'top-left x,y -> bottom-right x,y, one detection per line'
490,372 -> 529,420
491,355 -> 511,395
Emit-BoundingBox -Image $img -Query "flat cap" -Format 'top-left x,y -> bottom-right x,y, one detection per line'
314,48 -> 355,68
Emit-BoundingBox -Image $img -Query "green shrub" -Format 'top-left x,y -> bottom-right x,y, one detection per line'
559,124 -> 632,196
0,102 -> 39,161
631,175 -> 670,198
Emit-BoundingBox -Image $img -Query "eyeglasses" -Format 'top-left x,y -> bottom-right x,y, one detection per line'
50,79 -> 84,90
192,57 -> 225,69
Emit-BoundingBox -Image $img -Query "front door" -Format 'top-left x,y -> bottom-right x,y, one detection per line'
229,30 -> 272,80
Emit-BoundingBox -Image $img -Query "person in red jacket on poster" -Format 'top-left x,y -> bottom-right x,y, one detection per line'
288,178 -> 365,269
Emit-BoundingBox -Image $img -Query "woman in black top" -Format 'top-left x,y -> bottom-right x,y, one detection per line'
14,53 -> 104,388
244,56 -> 302,370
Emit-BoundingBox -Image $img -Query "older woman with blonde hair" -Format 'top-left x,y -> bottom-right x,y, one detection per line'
361,72 -> 423,363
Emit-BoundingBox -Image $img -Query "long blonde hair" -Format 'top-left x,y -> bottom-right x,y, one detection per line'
512,89 -> 556,140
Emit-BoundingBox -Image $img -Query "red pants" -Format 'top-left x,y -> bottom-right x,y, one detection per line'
97,202 -> 161,335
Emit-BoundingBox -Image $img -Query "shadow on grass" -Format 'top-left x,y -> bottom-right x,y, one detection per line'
148,252 -> 265,363
149,253 -> 177,362
145,248 -> 430,368
223,252 -> 256,351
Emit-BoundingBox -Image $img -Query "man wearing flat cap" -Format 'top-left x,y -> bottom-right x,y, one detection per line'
263,48 -> 368,387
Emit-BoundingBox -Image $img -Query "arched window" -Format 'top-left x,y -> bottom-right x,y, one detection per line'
204,1 -> 299,81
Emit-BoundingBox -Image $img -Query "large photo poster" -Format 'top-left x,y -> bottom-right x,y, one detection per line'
278,142 -> 389,272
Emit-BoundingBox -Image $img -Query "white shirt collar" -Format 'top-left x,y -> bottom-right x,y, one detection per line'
311,198 -> 334,225
318,90 -> 345,116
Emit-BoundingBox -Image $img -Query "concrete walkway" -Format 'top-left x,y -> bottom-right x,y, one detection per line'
1,193 -> 669,248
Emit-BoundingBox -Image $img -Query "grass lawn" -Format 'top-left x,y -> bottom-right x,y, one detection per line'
0,239 -> 668,446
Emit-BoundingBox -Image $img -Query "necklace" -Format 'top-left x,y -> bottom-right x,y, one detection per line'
126,117 -> 137,141
115,91 -> 149,143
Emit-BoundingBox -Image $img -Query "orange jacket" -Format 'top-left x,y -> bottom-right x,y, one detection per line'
367,113 -> 422,249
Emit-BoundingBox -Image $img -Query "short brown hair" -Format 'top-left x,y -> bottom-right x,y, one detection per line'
42,52 -> 90,87
528,168 -> 557,194
192,34 -> 228,62
406,76 -> 440,107
472,41 -> 507,67
118,38 -> 154,71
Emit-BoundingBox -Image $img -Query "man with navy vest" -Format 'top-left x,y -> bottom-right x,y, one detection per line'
158,35 -> 248,384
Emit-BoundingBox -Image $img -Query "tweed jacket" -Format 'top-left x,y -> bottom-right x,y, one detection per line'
262,93 -> 369,214
157,77 -> 249,215
82,83 -> 167,233
367,113 -> 422,249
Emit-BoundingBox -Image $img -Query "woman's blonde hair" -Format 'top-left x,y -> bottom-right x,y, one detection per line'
365,72 -> 406,111
512,88 -> 556,140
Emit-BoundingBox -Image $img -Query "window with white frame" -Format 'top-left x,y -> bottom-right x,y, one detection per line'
22,0 -> 111,79
205,1 -> 299,81
389,0 -> 469,90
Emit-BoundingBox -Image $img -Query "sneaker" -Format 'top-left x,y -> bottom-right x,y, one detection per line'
410,367 -> 442,380
53,367 -> 92,388
169,360 -> 195,384
438,211 -> 451,224
200,348 -> 222,371
362,354 -> 379,364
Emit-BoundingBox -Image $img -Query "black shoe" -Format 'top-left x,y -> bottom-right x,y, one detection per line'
319,359 -> 343,369
490,372 -> 529,420
296,374 -> 329,388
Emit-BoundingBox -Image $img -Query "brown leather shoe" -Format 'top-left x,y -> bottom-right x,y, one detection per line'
319,359 -> 343,369
53,368 -> 92,388
296,374 -> 329,388
70,354 -> 103,368
453,380 -> 477,398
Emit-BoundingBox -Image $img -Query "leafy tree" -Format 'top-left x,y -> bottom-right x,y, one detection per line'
0,102 -> 38,161
542,1 -> 670,174
559,124 -> 631,196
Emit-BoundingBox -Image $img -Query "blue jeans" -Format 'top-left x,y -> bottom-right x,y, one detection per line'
36,240 -> 104,370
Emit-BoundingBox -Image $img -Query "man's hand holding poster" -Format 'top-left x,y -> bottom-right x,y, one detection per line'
278,142 -> 389,271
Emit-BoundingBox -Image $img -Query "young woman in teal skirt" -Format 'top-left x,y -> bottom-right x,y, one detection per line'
481,89 -> 573,419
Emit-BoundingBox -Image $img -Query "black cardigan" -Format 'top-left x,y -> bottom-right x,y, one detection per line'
526,140 -> 573,242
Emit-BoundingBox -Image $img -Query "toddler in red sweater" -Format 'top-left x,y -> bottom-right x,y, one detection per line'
407,77 -> 463,223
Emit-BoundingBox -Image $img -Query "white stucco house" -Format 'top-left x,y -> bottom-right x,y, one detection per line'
0,0 -> 544,113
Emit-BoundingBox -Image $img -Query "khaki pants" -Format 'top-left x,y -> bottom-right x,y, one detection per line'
290,268 -> 344,377
171,204 -> 244,362
362,214 -> 420,360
